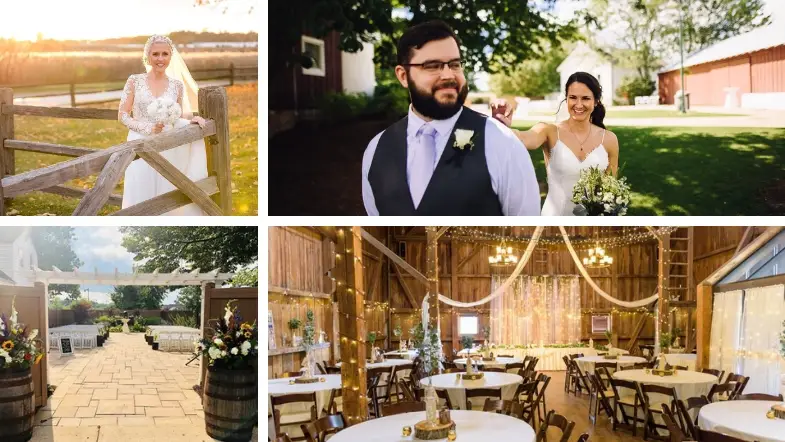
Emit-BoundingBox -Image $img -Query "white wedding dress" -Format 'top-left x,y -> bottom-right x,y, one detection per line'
120,74 -> 208,215
541,128 -> 609,216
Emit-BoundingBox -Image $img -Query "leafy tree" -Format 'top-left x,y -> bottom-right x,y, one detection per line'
490,44 -> 568,98
268,0 -> 577,79
120,227 -> 257,273
31,227 -> 82,302
230,265 -> 258,287
176,286 -> 203,324
110,286 -> 168,310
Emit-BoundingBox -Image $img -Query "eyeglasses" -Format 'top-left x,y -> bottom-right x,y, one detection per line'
404,59 -> 463,73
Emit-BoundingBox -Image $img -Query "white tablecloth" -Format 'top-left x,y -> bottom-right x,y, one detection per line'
336,359 -> 412,396
664,353 -> 698,371
454,357 -> 522,371
457,347 -> 599,371
575,355 -> 647,374
267,374 -> 341,440
328,410 -> 536,442
384,349 -> 418,360
421,372 -> 522,410
698,400 -> 785,442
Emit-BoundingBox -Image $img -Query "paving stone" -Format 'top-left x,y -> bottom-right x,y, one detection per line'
145,407 -> 186,417
91,389 -> 117,400
53,406 -> 79,418
161,400 -> 182,408
30,426 -> 99,442
59,395 -> 92,408
117,416 -> 156,427
58,418 -> 82,427
134,394 -> 162,407
159,392 -> 187,401
75,407 -> 97,418
80,417 -> 118,426
96,400 -> 135,415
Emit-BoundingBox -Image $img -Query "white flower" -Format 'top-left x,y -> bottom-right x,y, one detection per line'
29,329 -> 38,341
224,307 -> 233,326
10,298 -> 18,328
221,350 -> 227,357
603,193 -> 613,202
0,316 -> 4,333
208,347 -> 223,360
453,129 -> 475,150
240,340 -> 251,355
230,347 -> 239,355
604,203 -> 612,212
213,338 -> 223,346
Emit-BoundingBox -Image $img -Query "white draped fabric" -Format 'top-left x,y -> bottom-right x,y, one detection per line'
739,284 -> 785,394
490,275 -> 580,345
709,290 -> 743,376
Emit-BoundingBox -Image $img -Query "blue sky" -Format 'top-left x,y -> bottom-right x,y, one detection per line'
0,0 -> 258,41
70,227 -> 180,305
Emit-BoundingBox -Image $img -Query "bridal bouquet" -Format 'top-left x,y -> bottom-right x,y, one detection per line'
0,297 -> 44,370
572,166 -> 631,216
146,97 -> 182,131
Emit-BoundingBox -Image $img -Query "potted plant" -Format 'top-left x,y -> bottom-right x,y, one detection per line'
300,310 -> 316,380
152,333 -> 160,350
460,335 -> 474,352
195,300 -> 258,441
0,297 -> 45,442
393,324 -> 403,349
288,318 -> 301,346
659,331 -> 672,353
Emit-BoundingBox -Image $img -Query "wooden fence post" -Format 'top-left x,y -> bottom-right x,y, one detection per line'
0,87 -> 15,215
198,86 -> 232,214
229,62 -> 235,86
69,83 -> 76,108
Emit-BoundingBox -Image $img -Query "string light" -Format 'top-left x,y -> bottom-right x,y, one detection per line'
449,226 -> 679,250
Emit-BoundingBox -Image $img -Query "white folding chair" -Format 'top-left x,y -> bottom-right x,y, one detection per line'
82,333 -> 96,349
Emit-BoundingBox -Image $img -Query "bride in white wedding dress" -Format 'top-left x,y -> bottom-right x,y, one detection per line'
492,72 -> 620,216
118,34 -> 208,215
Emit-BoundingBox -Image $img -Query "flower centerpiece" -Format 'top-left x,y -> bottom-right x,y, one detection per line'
288,318 -> 301,347
146,97 -> 182,132
393,324 -> 403,350
0,297 -> 45,373
299,309 -> 317,382
194,300 -> 258,370
572,166 -> 631,216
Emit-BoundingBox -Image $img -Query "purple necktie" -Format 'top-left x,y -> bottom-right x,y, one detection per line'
409,124 -> 437,208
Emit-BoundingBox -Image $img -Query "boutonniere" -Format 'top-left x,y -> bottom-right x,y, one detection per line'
453,129 -> 475,151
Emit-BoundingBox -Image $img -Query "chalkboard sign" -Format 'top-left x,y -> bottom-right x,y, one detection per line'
59,337 -> 74,356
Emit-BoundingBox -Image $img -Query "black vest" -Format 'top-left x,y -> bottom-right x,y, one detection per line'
368,107 -> 503,216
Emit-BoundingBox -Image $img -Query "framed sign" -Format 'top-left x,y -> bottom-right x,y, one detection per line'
591,315 -> 612,334
60,337 -> 74,356
268,310 -> 276,350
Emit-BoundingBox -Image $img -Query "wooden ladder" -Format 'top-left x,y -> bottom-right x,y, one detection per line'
665,227 -> 694,301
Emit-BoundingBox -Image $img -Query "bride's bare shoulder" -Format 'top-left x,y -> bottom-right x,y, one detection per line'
602,129 -> 619,153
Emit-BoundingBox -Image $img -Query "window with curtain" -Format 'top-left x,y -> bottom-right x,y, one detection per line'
720,230 -> 785,284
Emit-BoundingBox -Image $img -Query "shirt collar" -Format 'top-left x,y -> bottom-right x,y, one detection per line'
406,105 -> 464,139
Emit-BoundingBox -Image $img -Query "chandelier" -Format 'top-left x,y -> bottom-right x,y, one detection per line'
583,244 -> 613,268
489,238 -> 518,267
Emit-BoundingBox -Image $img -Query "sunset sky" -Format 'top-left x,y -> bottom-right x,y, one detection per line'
0,0 -> 257,41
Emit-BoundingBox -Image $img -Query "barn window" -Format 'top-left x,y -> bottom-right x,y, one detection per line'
591,314 -> 611,334
458,315 -> 478,335
301,35 -> 326,77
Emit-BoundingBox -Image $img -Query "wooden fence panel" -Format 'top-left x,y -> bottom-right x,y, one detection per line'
0,283 -> 47,407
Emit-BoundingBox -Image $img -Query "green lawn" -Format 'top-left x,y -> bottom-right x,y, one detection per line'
525,110 -> 745,118
513,124 -> 785,215
5,83 -> 258,216
13,81 -> 128,98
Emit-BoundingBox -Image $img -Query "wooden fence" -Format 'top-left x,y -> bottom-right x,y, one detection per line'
0,86 -> 232,216
48,308 -> 192,328
0,283 -> 47,407
8,64 -> 258,107
200,284 -> 258,388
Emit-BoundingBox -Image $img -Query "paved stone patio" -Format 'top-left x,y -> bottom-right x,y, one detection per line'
32,332 -> 258,441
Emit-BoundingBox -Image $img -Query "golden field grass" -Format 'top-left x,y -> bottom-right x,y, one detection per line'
5,83 -> 258,216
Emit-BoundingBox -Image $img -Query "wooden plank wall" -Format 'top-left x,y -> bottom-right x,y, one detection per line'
202,285 -> 258,386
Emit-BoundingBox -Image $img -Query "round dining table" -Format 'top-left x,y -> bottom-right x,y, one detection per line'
453,356 -> 522,370
328,410 -> 536,442
267,374 -> 341,440
613,369 -> 717,400
698,400 -> 785,442
420,372 -> 523,410
575,355 -> 647,373
384,349 -> 418,360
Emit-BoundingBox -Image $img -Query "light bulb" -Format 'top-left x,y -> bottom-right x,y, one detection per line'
496,246 -> 501,253
583,258 -> 588,265
507,246 -> 512,254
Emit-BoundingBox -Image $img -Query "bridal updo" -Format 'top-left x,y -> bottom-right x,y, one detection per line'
564,72 -> 606,129
142,35 -> 175,67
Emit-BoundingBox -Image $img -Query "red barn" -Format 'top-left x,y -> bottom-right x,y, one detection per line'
658,24 -> 785,109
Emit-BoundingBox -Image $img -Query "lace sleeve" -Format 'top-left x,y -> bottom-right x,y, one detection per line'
174,79 -> 192,119
118,76 -> 153,135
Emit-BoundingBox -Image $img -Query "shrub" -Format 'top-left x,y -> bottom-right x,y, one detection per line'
617,76 -> 656,105
368,69 -> 409,119
95,315 -> 113,324
143,316 -> 163,326
108,326 -> 123,333
72,298 -> 93,324
318,92 -> 371,124
131,322 -> 146,333
169,313 -> 197,328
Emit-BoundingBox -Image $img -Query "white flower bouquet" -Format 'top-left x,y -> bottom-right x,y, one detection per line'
571,166 -> 631,216
194,300 -> 257,369
0,297 -> 44,370
146,97 -> 182,131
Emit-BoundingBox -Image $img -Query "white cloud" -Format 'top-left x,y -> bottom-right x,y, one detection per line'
73,227 -> 134,263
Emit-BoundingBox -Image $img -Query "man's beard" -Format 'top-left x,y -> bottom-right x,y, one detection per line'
408,78 -> 468,120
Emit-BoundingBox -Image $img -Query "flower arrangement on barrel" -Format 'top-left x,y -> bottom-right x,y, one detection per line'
194,300 -> 258,442
0,297 -> 44,372
572,166 -> 631,216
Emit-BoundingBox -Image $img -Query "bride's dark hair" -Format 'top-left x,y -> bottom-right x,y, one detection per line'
559,71 -> 606,129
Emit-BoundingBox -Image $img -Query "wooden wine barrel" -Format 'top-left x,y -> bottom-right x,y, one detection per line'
0,368 -> 35,442
203,367 -> 257,442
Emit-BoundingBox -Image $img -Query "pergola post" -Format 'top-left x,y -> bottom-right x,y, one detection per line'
425,227 -> 439,331
335,227 -> 368,426
44,282 -> 49,353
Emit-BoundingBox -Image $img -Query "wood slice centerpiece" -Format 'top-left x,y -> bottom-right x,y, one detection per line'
603,354 -> 619,360
293,376 -> 320,384
770,403 -> 785,420
414,419 -> 456,440
461,372 -> 484,380
651,368 -> 675,376
0,368 -> 35,442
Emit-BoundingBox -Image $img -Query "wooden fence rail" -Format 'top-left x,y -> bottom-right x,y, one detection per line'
3,63 -> 258,107
0,86 -> 232,216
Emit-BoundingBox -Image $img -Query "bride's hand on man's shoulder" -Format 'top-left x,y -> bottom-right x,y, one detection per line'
490,98 -> 514,128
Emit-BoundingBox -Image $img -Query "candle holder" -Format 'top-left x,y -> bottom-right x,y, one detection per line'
402,425 -> 412,436
447,429 -> 457,440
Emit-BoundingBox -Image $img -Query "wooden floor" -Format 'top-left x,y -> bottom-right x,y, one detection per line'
540,370 -> 645,442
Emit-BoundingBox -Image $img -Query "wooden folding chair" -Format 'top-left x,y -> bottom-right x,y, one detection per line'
535,410 -> 575,442
640,383 -> 678,441
300,414 -> 345,442
736,392 -> 784,401
381,400 -> 425,416
609,378 -> 647,437
271,392 -> 318,442
466,387 -> 502,411
660,404 -> 689,442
